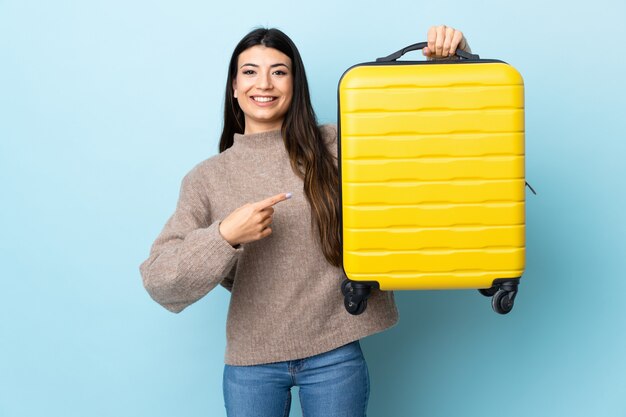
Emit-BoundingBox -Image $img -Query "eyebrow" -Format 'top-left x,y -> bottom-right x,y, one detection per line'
239,63 -> 290,69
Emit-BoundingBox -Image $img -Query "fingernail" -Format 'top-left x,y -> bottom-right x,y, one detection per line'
286,192 -> 292,199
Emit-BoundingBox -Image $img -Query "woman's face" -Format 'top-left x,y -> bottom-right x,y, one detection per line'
233,45 -> 293,134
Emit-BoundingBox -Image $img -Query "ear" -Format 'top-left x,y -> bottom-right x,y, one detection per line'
232,80 -> 238,98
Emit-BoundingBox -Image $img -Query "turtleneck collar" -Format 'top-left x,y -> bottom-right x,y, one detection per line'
232,129 -> 285,150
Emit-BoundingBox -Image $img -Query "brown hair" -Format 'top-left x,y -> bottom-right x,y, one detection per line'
218,28 -> 341,267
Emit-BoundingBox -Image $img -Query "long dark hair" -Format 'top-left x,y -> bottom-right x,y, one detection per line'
219,28 -> 341,267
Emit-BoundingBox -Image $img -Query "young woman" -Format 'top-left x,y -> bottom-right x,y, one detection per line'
140,24 -> 470,417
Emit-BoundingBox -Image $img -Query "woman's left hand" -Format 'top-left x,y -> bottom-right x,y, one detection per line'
423,25 -> 469,58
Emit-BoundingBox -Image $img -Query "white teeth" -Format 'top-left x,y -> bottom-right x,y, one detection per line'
253,97 -> 275,102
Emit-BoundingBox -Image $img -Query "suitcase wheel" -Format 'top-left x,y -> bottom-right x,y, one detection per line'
478,279 -> 520,314
345,297 -> 368,315
342,279 -> 371,315
491,288 -> 517,315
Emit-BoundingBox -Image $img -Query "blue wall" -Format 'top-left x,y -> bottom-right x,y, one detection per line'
1,0 -> 625,416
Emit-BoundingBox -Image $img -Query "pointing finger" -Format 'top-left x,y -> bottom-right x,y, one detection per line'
254,192 -> 292,210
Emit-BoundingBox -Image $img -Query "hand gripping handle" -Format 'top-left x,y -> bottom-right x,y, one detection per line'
375,41 -> 480,62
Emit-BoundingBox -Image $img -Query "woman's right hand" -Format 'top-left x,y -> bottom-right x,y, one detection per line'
423,25 -> 469,58
218,192 -> 292,246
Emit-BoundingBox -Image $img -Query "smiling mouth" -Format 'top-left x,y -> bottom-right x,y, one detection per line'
252,96 -> 277,102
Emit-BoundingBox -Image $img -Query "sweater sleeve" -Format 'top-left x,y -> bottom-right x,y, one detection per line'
219,263 -> 237,292
139,167 -> 242,313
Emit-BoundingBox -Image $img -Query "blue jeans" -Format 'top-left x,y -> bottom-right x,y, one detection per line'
223,340 -> 369,417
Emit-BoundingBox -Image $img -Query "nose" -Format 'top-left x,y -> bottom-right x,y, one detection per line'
256,70 -> 273,90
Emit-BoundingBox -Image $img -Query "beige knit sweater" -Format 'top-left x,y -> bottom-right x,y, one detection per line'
139,124 -> 398,365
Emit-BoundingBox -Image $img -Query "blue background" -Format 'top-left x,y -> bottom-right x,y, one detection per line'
1,0 -> 625,416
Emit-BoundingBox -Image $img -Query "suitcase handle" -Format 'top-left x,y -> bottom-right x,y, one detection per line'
376,41 -> 480,62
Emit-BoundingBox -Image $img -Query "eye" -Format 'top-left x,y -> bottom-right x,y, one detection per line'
272,70 -> 288,76
242,69 -> 255,75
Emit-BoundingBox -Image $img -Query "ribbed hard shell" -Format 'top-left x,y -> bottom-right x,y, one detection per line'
339,62 -> 525,290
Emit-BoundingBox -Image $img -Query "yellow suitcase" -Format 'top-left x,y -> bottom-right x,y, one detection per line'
338,42 -> 530,315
